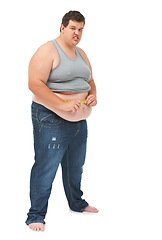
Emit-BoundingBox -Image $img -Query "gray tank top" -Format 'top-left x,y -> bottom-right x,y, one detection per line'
46,40 -> 91,93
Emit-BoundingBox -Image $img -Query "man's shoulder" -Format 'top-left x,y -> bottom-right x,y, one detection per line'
38,41 -> 55,53
33,41 -> 57,60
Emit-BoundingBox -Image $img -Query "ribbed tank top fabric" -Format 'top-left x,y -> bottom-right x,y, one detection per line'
46,39 -> 91,93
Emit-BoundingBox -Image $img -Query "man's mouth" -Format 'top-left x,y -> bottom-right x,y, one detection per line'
73,36 -> 79,40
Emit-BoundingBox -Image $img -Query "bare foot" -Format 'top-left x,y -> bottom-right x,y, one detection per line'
28,223 -> 45,232
84,206 -> 99,213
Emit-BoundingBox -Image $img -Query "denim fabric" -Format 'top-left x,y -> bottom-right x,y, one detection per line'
26,102 -> 89,225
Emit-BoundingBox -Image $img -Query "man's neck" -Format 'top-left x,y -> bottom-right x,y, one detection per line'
56,35 -> 75,50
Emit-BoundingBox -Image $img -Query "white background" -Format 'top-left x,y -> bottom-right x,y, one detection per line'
0,0 -> 162,239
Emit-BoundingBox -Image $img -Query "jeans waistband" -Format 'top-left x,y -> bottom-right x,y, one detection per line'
32,101 -> 50,111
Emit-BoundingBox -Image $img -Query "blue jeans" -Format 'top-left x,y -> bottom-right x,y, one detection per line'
26,102 -> 89,225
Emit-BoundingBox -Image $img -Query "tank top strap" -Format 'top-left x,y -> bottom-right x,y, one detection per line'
50,39 -> 80,61
50,39 -> 65,59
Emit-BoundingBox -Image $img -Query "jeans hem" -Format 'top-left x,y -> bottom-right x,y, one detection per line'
25,220 -> 46,226
70,203 -> 89,213
81,203 -> 89,212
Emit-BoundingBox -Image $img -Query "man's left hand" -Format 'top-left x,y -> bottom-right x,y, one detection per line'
85,94 -> 97,107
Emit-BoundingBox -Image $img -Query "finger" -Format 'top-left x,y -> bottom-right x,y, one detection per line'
89,100 -> 96,106
71,104 -> 80,113
88,100 -> 94,106
87,98 -> 97,106
85,98 -> 90,105
74,103 -> 80,111
76,101 -> 81,106
86,98 -> 94,106
85,97 -> 91,104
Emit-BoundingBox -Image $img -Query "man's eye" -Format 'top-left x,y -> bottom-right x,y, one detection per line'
71,28 -> 75,30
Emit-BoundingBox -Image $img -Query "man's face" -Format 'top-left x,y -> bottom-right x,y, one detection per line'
61,20 -> 84,46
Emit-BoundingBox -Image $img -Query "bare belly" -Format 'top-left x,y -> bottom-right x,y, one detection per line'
32,92 -> 92,122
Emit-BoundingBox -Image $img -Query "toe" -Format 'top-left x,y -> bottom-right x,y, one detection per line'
84,205 -> 99,213
41,226 -> 45,231
28,223 -> 45,232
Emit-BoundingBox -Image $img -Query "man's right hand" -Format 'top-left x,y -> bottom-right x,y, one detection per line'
59,100 -> 81,113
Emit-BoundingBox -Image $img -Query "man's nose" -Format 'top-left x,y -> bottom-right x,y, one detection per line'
74,29 -> 79,35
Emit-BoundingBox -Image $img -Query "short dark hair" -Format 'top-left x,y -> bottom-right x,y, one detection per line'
61,10 -> 85,28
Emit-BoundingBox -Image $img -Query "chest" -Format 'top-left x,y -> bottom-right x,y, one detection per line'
49,58 -> 91,82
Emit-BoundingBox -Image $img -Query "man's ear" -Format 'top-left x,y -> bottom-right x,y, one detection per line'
60,24 -> 65,33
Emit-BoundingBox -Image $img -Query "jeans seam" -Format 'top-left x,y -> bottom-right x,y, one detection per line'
40,113 -> 53,122
66,148 -> 80,210
75,122 -> 81,136
35,108 -> 43,132
36,108 -> 62,127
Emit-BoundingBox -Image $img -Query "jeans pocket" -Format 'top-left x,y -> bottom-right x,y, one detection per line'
37,109 -> 62,127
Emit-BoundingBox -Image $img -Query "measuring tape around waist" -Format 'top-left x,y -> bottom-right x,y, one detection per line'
63,99 -> 86,106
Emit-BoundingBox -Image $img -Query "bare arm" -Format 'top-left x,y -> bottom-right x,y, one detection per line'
86,78 -> 97,106
29,43 -> 81,112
